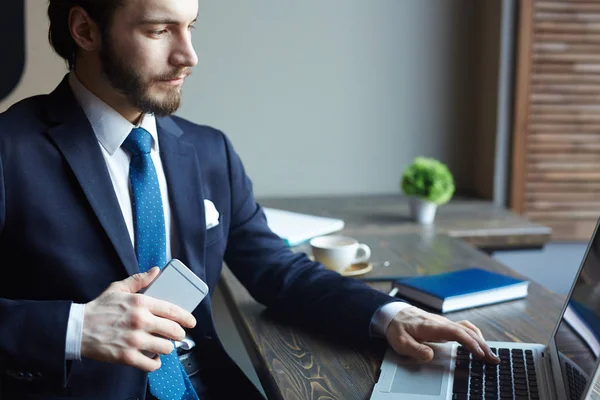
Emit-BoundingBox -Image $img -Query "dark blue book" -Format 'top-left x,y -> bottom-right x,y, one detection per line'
393,268 -> 530,313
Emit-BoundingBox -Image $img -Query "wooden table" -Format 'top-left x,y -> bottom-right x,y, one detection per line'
257,195 -> 552,252
219,197 -> 562,399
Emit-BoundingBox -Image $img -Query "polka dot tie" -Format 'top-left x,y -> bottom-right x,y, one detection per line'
123,128 -> 200,400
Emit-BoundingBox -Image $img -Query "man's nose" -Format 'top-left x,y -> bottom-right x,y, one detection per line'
172,35 -> 198,68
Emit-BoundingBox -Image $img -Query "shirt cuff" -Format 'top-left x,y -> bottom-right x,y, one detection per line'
370,301 -> 415,337
65,303 -> 85,360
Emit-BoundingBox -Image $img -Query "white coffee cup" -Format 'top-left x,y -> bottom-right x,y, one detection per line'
309,235 -> 371,273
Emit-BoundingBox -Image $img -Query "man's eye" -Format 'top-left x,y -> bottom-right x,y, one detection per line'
188,24 -> 196,31
150,29 -> 168,36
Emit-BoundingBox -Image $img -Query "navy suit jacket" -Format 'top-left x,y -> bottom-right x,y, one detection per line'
0,76 -> 395,399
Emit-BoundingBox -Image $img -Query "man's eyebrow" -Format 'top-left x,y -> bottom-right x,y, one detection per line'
136,18 -> 180,25
137,13 -> 198,26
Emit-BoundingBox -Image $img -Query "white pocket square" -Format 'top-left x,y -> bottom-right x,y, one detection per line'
204,199 -> 220,230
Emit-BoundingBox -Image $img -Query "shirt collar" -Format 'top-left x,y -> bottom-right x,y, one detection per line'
68,72 -> 159,156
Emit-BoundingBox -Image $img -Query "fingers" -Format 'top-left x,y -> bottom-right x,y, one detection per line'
414,323 -> 482,356
123,331 -> 176,356
410,320 -> 498,364
118,349 -> 162,372
141,333 -> 177,357
389,333 -> 434,362
447,325 -> 486,359
458,320 -> 484,340
459,325 -> 499,364
455,320 -> 499,364
82,272 -> 192,373
122,297 -> 189,341
388,308 -> 499,365
115,267 -> 161,293
439,321 -> 499,364
147,317 -> 187,342
144,296 -> 197,329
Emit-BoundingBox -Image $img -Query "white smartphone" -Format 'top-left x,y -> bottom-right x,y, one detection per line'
140,259 -> 209,312
139,259 -> 209,358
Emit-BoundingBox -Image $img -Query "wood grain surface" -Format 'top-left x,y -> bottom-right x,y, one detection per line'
257,195 -> 552,251
220,232 -> 565,400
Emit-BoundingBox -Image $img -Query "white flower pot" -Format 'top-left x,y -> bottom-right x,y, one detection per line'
409,197 -> 437,224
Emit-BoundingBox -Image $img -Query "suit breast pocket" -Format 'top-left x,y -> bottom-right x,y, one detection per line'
205,223 -> 224,246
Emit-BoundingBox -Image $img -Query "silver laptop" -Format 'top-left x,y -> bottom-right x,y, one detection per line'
371,219 -> 600,400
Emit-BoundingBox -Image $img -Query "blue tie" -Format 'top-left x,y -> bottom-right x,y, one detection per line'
123,127 -> 199,400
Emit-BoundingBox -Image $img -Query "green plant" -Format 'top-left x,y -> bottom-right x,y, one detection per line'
401,157 -> 455,205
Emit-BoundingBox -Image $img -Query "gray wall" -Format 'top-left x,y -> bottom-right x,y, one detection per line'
3,0 -> 497,199
179,0 -> 478,198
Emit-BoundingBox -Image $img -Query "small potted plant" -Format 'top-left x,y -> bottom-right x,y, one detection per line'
400,157 -> 455,224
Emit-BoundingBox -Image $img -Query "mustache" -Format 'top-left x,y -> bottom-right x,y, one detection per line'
155,68 -> 192,81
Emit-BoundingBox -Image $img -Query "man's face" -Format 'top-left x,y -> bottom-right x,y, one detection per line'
99,0 -> 198,116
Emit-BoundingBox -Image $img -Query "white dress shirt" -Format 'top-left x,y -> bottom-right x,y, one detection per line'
64,73 -> 411,360
65,73 -> 172,359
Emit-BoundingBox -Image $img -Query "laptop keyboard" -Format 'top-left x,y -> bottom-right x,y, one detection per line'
565,362 -> 587,400
452,346 -> 539,399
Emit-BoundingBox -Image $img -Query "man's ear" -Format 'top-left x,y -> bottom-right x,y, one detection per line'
68,6 -> 102,53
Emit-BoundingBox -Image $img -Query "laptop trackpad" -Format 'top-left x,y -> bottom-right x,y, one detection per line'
390,363 -> 444,395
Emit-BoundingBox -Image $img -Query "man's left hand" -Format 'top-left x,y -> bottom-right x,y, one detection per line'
385,306 -> 500,364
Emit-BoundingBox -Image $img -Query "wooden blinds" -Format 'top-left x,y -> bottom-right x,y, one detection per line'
511,0 -> 600,241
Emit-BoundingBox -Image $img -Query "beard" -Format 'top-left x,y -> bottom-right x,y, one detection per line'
99,36 -> 190,117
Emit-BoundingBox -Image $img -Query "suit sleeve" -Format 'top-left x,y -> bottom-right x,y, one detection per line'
221,134 -> 396,344
0,151 -> 73,387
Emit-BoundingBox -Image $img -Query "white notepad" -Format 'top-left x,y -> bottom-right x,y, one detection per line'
263,208 -> 345,246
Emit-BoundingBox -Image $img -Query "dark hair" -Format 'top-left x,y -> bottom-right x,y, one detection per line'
47,0 -> 123,70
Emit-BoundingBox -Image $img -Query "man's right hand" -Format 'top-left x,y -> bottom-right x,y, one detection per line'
81,267 -> 197,372
385,306 -> 500,364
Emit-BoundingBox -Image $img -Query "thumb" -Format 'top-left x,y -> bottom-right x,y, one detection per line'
117,267 -> 161,293
390,334 -> 434,362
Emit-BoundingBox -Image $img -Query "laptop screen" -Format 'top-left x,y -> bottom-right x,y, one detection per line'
554,222 -> 600,398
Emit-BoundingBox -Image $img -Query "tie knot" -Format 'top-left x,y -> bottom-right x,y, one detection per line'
123,127 -> 153,157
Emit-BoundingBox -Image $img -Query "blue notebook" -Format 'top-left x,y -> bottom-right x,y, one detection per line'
393,268 -> 530,313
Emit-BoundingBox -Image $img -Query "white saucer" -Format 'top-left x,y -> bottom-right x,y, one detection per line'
307,255 -> 373,277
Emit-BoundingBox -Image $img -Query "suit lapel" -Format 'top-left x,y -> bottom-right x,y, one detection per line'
157,117 -> 207,282
45,77 -> 139,277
